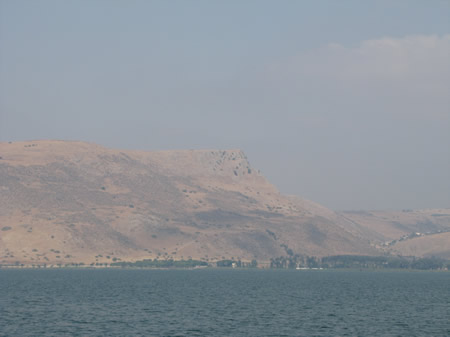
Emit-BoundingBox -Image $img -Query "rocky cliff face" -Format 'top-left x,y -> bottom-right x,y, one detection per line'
1,140 -> 448,266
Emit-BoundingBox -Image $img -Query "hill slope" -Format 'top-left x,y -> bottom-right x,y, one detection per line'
342,209 -> 450,258
0,140 -> 377,265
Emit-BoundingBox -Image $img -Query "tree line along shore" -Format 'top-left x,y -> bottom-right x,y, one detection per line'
1,255 -> 449,271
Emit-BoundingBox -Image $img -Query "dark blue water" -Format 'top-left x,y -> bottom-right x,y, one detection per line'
0,269 -> 449,336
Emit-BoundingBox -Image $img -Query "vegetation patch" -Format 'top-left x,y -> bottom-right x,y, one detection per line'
269,254 -> 450,270
110,259 -> 208,268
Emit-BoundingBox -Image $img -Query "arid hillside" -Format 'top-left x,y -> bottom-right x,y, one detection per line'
0,140 -> 378,266
342,209 -> 450,258
1,140 -> 448,266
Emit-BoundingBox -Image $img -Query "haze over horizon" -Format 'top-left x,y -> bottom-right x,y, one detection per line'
1,0 -> 449,211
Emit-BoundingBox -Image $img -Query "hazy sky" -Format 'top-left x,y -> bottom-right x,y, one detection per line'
1,0 -> 449,210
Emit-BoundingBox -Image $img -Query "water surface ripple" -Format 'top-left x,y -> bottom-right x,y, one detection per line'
0,269 -> 449,336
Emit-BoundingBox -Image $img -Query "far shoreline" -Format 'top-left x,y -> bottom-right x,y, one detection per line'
1,266 -> 448,273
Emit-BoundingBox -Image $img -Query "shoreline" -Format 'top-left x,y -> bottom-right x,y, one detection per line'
1,265 -> 448,272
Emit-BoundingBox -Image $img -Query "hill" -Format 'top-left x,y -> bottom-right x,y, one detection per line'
0,140 -> 377,266
341,209 -> 450,258
1,140 -> 448,266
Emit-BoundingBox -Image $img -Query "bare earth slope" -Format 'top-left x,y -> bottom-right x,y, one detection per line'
342,209 -> 450,258
0,140 -> 377,266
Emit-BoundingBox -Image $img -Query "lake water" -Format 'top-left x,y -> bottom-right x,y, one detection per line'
0,269 -> 449,336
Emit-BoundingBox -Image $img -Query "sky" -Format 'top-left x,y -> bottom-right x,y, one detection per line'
0,0 -> 449,210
